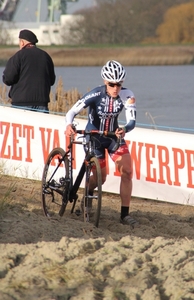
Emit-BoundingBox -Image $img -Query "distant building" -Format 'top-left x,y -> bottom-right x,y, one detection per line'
0,0 -> 81,45
0,0 -> 20,21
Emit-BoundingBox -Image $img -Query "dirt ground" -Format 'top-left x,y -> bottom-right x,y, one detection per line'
0,175 -> 194,300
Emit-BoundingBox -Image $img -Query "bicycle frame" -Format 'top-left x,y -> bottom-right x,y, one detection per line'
44,131 -> 97,202
42,129 -> 120,224
66,129 -> 120,200
67,132 -> 97,209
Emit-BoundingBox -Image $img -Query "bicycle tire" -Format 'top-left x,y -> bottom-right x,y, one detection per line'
83,156 -> 102,227
41,147 -> 70,218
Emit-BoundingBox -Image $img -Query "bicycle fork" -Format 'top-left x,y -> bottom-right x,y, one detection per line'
84,162 -> 91,222
70,162 -> 86,213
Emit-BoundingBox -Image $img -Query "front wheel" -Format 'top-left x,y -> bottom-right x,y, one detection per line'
41,147 -> 70,218
83,156 -> 102,227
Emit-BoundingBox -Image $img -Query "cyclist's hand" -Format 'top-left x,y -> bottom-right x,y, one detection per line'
65,124 -> 76,136
115,127 -> 125,139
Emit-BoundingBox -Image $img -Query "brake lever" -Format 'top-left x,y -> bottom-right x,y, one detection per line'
71,124 -> 77,131
118,134 -> 122,146
111,134 -> 122,152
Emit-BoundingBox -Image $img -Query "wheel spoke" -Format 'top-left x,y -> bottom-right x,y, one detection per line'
83,157 -> 102,227
41,148 -> 69,218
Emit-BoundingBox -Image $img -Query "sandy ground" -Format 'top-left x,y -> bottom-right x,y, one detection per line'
0,175 -> 194,300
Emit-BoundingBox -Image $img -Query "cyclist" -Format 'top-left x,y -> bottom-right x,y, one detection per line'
65,60 -> 138,228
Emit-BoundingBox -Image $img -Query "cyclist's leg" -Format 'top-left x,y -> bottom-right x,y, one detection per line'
81,140 -> 106,226
81,158 -> 105,211
84,137 -> 108,191
109,140 -> 139,228
114,153 -> 132,207
81,159 -> 106,213
83,156 -> 102,227
88,158 -> 107,191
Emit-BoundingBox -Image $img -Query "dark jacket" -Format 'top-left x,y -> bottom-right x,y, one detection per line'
2,45 -> 56,106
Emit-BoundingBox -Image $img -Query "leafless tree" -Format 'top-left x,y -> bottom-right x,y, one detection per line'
66,0 -> 191,44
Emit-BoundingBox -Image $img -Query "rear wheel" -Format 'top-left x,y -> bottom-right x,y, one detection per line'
83,156 -> 102,227
41,147 -> 70,218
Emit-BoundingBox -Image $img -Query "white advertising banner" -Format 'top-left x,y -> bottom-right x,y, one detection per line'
0,106 -> 194,206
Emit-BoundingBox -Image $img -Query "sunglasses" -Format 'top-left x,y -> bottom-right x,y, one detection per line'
107,82 -> 122,87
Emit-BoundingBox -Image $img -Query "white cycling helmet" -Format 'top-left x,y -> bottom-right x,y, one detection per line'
101,60 -> 126,82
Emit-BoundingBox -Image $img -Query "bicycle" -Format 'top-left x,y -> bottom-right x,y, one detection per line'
41,128 -> 121,227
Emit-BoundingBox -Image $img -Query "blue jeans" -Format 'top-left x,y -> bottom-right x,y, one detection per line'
12,105 -> 49,113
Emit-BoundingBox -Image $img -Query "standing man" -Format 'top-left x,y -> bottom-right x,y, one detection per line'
65,60 -> 139,228
2,29 -> 56,113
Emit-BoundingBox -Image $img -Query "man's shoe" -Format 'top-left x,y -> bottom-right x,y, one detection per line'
120,215 -> 139,228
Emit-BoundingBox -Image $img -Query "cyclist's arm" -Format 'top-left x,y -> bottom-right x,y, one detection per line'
65,87 -> 102,127
124,98 -> 136,132
65,99 -> 85,126
65,100 -> 85,135
120,89 -> 136,133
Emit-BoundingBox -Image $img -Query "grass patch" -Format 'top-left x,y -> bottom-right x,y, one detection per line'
0,177 -> 16,215
1,45 -> 194,66
0,77 -> 87,117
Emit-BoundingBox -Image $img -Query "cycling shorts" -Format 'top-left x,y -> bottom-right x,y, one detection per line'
84,134 -> 129,168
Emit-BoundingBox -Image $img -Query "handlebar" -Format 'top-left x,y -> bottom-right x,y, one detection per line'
73,129 -> 122,151
75,129 -> 116,137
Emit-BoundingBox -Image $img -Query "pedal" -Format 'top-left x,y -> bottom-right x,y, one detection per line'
43,189 -> 52,195
59,177 -> 66,184
49,179 -> 61,188
75,208 -> 81,216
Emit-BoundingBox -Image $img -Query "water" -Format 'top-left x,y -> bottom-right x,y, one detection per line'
1,65 -> 194,133
54,65 -> 194,133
